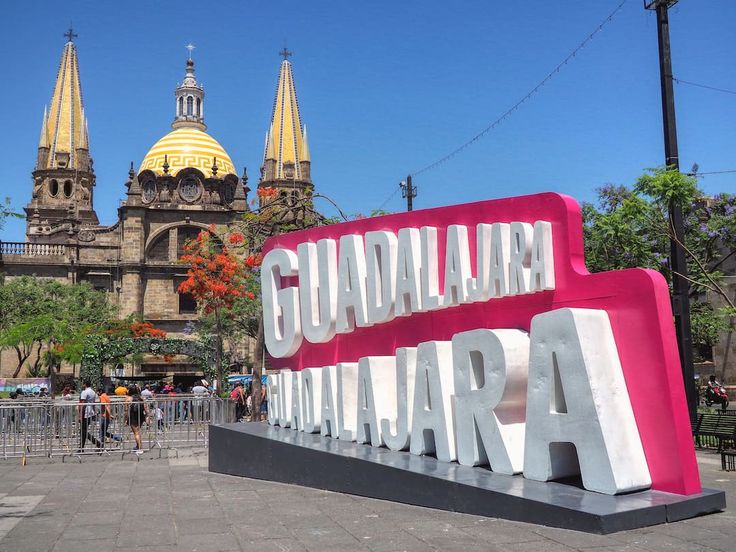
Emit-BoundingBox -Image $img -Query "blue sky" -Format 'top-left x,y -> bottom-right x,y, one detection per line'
2,0 -> 735,241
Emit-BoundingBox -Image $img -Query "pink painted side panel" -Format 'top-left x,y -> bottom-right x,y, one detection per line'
262,192 -> 701,495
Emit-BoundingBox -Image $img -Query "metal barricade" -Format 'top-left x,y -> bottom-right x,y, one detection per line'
0,396 -> 236,461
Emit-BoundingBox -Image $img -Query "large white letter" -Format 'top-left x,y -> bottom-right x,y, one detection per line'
320,366 -> 338,437
410,341 -> 456,462
442,225 -> 472,306
355,356 -> 397,446
420,227 -> 444,311
266,374 -> 280,426
489,222 -> 510,298
277,369 -> 293,428
467,224 -> 492,302
336,235 -> 370,333
291,371 -> 304,431
336,362 -> 359,440
298,240 -> 338,343
453,329 -> 529,474
302,367 -> 323,433
380,347 -> 417,451
508,222 -> 533,296
529,221 -> 555,292
365,231 -> 398,325
523,308 -> 651,495
261,249 -> 303,358
395,228 -> 422,316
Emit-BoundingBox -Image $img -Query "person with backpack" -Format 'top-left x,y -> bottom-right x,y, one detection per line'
231,382 -> 247,421
125,385 -> 146,454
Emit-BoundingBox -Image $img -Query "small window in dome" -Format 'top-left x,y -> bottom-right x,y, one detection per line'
187,96 -> 193,116
63,180 -> 73,198
49,179 -> 59,197
196,98 -> 201,117
178,96 -> 184,116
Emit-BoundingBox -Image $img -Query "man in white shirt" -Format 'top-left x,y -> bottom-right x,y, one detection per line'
192,381 -> 209,395
78,380 -> 99,452
141,385 -> 154,399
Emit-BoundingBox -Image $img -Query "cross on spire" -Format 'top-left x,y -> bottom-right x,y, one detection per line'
186,43 -> 195,60
279,47 -> 292,61
64,26 -> 78,43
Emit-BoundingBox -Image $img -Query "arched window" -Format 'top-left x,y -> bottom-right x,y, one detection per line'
187,96 -> 193,116
196,98 -> 201,117
178,96 -> 183,116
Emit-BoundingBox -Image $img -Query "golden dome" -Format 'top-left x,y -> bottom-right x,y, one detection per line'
139,128 -> 236,177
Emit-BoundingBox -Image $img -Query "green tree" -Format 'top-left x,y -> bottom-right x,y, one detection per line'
0,277 -> 117,377
583,167 -> 736,363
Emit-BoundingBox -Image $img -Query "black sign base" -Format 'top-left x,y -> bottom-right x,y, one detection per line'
209,423 -> 725,534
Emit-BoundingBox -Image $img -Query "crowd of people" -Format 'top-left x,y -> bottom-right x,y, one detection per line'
77,380 -> 152,454
3,377 -> 267,452
229,381 -> 268,422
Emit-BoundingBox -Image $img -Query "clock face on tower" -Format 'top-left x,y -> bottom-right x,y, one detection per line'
142,180 -> 157,203
179,176 -> 201,203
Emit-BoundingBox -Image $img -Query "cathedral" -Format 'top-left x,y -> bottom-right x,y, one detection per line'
0,35 -> 314,380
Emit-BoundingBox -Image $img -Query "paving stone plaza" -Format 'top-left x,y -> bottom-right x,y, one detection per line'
0,446 -> 732,552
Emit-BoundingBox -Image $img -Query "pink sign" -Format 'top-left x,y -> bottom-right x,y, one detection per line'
262,192 -> 700,496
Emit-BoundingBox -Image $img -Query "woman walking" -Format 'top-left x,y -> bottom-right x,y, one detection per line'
125,385 -> 146,454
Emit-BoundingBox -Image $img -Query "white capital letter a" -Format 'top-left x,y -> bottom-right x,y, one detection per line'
523,308 -> 651,495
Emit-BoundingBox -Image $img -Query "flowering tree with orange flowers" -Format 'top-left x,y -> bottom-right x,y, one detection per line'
178,227 -> 255,389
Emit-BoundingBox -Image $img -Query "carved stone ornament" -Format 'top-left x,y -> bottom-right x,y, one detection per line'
179,176 -> 202,203
78,229 -> 96,242
142,179 -> 157,204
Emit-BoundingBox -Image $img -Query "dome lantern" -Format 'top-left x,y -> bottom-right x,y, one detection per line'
172,45 -> 205,131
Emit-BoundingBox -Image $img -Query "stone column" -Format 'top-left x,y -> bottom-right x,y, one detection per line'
168,228 -> 178,262
120,269 -> 143,317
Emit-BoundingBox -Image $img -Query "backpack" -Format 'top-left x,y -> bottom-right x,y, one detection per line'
129,399 -> 145,425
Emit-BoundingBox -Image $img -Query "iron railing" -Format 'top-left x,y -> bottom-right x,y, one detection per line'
0,395 -> 236,461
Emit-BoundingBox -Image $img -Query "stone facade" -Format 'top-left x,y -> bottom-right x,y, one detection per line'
0,40 -> 269,381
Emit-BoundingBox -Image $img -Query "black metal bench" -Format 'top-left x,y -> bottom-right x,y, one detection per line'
694,412 -> 736,451
722,449 -> 736,471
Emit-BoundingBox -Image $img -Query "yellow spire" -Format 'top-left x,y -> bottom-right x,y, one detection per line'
44,39 -> 88,169
265,124 -> 276,160
265,56 -> 307,179
38,106 -> 49,149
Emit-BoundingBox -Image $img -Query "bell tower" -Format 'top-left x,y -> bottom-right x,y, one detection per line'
258,48 -> 313,221
26,28 -> 99,242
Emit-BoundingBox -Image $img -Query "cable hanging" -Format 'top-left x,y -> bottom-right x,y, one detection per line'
373,0 -> 630,213
673,78 -> 736,96
409,0 -> 629,178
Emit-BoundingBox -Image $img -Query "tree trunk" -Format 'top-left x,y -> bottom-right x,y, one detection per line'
31,341 -> 43,373
214,308 -> 224,392
12,345 -> 31,378
251,317 -> 264,421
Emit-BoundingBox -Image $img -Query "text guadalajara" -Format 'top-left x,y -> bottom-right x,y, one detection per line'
261,221 -> 555,358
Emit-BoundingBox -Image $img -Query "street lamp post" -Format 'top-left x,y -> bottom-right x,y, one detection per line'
644,0 -> 697,419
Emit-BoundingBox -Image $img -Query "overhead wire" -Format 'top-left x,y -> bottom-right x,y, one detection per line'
373,0 -> 629,211
673,78 -> 736,96
691,169 -> 736,177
